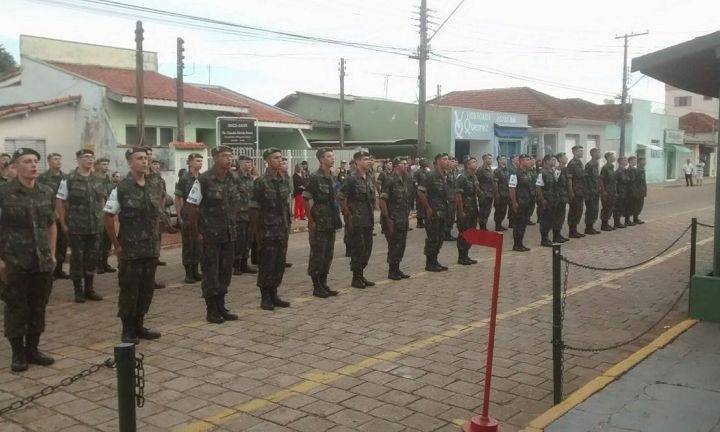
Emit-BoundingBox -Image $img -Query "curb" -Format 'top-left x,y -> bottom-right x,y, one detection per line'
521,318 -> 698,432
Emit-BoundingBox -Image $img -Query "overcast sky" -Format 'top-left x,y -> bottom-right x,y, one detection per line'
3,0 -> 719,108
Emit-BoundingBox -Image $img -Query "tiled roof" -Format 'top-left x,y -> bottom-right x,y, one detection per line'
679,112 -> 718,133
48,62 -> 249,110
432,87 -> 621,126
0,95 -> 81,120
195,86 -> 310,125
171,141 -> 208,150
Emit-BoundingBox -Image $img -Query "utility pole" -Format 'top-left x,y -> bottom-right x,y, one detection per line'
339,57 -> 346,148
436,84 -> 441,102
415,0 -> 429,156
135,20 -> 145,147
176,37 -> 185,142
616,30 -> 648,157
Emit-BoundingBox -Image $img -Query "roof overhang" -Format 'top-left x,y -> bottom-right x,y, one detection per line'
631,31 -> 720,98
258,121 -> 312,130
638,143 -> 663,151
109,93 -> 250,114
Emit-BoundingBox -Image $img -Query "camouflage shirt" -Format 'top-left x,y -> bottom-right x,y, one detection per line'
190,166 -> 239,243
0,180 -> 56,272
494,166 -> 510,198
59,169 -> 107,234
567,158 -> 587,197
234,171 -> 254,223
418,170 -> 450,219
476,166 -> 496,199
600,164 -> 616,197
380,172 -> 411,231
38,170 -> 65,194
456,171 -> 480,212
537,167 -> 559,205
338,172 -> 375,227
556,167 -> 569,203
630,167 -> 647,198
615,167 -> 630,198
303,169 -> 338,232
251,170 -> 292,239
584,159 -> 601,197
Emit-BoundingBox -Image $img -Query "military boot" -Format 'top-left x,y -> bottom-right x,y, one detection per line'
192,264 -> 203,281
217,295 -> 238,321
541,235 -> 554,247
53,262 -> 70,280
568,226 -> 585,238
233,258 -> 243,276
351,271 -> 366,288
600,222 -> 613,231
9,337 -> 28,372
416,218 -> 425,229
121,317 -> 139,344
84,276 -> 103,301
625,217 -> 635,226
361,273 -> 375,287
458,250 -> 474,265
270,288 -> 290,308
135,315 -> 161,340
260,288 -> 275,310
634,217 -> 645,225
25,333 -> 55,366
398,267 -> 411,279
585,225 -> 600,235
205,297 -> 225,324
552,231 -> 569,243
73,280 -> 85,303
240,258 -> 258,274
321,274 -> 338,296
100,257 -> 116,273
388,264 -> 403,280
312,277 -> 329,298
512,242 -> 526,252
425,257 -> 443,272
183,265 -> 195,284
614,218 -> 626,229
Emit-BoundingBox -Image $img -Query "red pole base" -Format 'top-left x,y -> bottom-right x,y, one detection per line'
463,415 -> 502,432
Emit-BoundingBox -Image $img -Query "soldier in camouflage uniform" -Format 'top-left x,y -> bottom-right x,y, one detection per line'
174,153 -> 204,284
455,156 -> 480,265
379,156 -> 412,280
476,154 -> 496,230
566,145 -> 587,238
535,154 -> 559,247
417,153 -> 451,272
56,149 -> 104,303
251,148 -> 292,310
553,153 -> 570,243
0,148 -> 57,372
600,152 -> 617,231
614,157 -> 630,228
507,154 -> 520,228
413,159 -> 430,228
233,155 -> 258,276
444,157 -> 458,241
339,151 -> 376,289
509,154 -> 534,252
304,148 -> 341,297
583,148 -> 602,235
38,152 -> 68,279
186,146 -> 239,324
630,157 -> 647,225
493,156 -> 510,231
144,148 -> 166,289
93,157 -> 117,274
103,147 -> 162,344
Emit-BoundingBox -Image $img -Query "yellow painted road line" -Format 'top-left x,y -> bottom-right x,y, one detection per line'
175,238 -> 712,432
524,319 -> 698,432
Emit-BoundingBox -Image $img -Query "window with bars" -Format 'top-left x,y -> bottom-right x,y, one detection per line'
4,138 -> 47,170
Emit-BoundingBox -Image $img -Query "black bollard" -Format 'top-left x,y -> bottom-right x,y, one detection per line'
690,218 -> 697,277
552,244 -> 563,405
115,343 -> 136,432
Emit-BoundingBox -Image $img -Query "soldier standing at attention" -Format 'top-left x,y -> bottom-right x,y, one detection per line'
339,151 -> 376,289
553,153 -> 570,243
527,157 -> 539,226
583,148 -> 602,235
185,146 -> 239,324
444,157 -> 458,241
174,153 -> 204,284
103,147 -> 162,344
614,157 -> 630,228
600,152 -> 617,231
566,145 -> 587,238
509,154 -> 533,252
455,155 -> 480,265
251,148 -> 292,310
304,148 -> 341,297
0,148 -> 57,372
379,156 -> 413,280
144,148 -> 166,289
493,156 -> 510,231
535,154 -> 559,247
631,157 -> 647,225
476,154 -> 496,230
507,154 -> 520,228
625,156 -> 639,226
233,155 -> 258,276
38,153 -> 68,280
413,158 -> 430,229
417,153 -> 451,272
56,149 -> 104,303
93,157 -> 117,274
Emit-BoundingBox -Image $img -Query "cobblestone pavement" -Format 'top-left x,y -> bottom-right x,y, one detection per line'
0,181 -> 715,432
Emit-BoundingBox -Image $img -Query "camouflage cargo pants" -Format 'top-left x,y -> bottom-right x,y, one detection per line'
308,230 -> 335,278
349,226 -> 373,272
424,216 -> 446,258
117,257 -> 157,318
201,241 -> 234,298
181,224 -> 202,266
385,229 -> 408,265
1,266 -> 52,338
257,235 -> 288,289
457,210 -> 479,252
69,233 -> 99,281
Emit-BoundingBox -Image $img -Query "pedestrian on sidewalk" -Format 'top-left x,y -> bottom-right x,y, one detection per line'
683,159 -> 695,186
292,164 -> 306,220
695,158 -> 705,186
379,157 -> 413,279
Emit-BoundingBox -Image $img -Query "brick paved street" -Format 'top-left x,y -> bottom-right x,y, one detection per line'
0,180 -> 715,432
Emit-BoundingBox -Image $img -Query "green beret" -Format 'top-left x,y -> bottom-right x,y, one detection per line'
75,148 -> 94,158
187,152 -> 204,161
434,152 -> 449,161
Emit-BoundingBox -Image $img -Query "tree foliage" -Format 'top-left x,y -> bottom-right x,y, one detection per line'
0,45 -> 18,74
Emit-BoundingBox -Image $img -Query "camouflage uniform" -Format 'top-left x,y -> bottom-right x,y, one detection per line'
233,169 -> 255,273
174,170 -> 202,269
566,157 -> 587,234
338,172 -> 375,276
600,163 -> 616,228
418,170 -> 449,262
584,159 -> 601,231
444,167 -> 458,238
493,165 -> 510,230
510,168 -> 534,248
630,167 -> 647,223
456,171 -> 480,257
476,166 -> 496,230
413,167 -> 429,227
0,179 -> 56,339
537,167 -> 559,241
553,167 -> 569,240
38,170 -> 67,275
95,173 -> 115,271
614,166 -> 631,226
380,171 -> 411,271
304,169 -> 338,281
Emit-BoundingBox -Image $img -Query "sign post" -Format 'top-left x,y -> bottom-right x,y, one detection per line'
216,117 -> 258,152
460,228 -> 504,432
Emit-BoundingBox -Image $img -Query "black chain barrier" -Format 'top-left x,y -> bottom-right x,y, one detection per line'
697,222 -> 715,229
0,353 -> 145,416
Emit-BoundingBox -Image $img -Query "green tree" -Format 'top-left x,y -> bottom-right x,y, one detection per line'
0,45 -> 18,74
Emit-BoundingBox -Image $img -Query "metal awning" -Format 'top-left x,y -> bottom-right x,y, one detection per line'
665,144 -> 692,154
631,31 -> 720,98
494,123 -> 530,139
638,143 -> 663,151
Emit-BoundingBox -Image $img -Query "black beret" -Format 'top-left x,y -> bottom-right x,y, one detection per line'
125,147 -> 147,160
463,155 -> 476,163
237,155 -> 252,161
0,153 -> 10,158
95,157 -> 110,163
518,153 -> 531,159
353,150 -> 370,160
211,145 -> 233,157
75,149 -> 94,158
316,147 -> 332,160
11,147 -> 41,163
263,147 -> 282,160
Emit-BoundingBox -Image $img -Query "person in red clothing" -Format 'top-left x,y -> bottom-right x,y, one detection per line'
292,164 -> 307,220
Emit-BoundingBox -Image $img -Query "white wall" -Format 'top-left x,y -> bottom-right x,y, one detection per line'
469,140 -> 493,157
665,86 -> 719,118
559,121 -> 608,158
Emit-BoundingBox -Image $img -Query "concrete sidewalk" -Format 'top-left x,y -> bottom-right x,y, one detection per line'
546,321 -> 720,432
